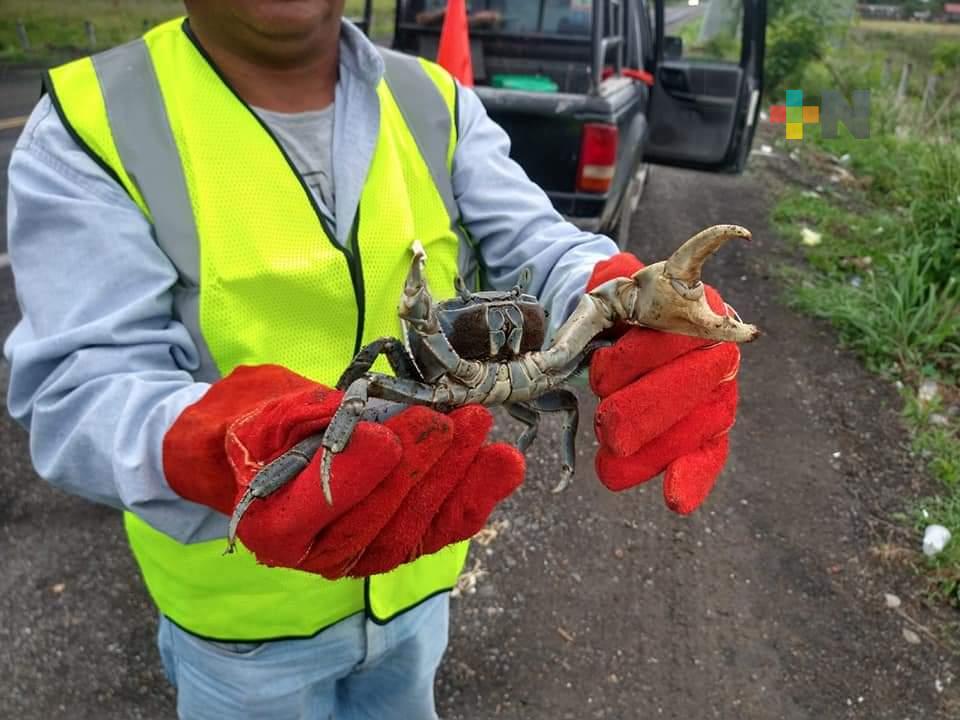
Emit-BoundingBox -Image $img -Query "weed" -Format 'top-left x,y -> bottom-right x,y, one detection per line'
0,0 -> 391,62
915,487 -> 960,607
773,18 -> 960,604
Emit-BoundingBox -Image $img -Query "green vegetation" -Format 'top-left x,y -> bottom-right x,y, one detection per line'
674,1 -> 741,63
0,0 -> 392,63
770,9 -> 960,603
1,1 -> 181,62
859,19 -> 960,37
764,0 -> 859,100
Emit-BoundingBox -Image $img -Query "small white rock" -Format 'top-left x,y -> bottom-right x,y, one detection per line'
918,380 -> 940,404
902,628 -> 921,644
923,525 -> 952,557
884,593 -> 901,609
801,227 -> 823,247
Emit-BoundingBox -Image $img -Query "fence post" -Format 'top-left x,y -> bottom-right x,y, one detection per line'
84,20 -> 97,50
881,57 -> 892,86
920,74 -> 939,120
15,20 -> 30,51
895,62 -> 912,104
924,81 -> 959,131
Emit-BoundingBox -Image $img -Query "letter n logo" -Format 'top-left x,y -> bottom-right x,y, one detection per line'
820,90 -> 871,139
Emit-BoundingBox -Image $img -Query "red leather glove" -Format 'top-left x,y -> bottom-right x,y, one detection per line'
587,253 -> 740,513
163,365 -> 524,579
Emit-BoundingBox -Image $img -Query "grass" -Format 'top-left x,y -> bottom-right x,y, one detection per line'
776,158 -> 960,604
852,20 -> 960,80
858,19 -> 960,36
910,386 -> 960,603
771,20 -> 960,603
0,1 -> 183,62
0,0 -> 395,63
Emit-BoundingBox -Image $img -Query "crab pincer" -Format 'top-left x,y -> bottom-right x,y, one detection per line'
622,224 -> 760,342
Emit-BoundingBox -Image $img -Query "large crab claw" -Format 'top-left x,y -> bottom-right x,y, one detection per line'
624,224 -> 760,343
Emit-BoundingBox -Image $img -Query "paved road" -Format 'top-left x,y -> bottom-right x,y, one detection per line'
665,2 -> 704,29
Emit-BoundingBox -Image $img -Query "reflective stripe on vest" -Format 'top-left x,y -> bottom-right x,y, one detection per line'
47,18 -> 471,641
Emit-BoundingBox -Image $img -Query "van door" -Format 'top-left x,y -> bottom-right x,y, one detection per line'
644,0 -> 766,172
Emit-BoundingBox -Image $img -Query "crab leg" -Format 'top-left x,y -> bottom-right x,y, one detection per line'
507,389 -> 579,492
336,337 -> 422,391
506,402 -> 541,452
318,373 -> 474,504
529,390 -> 580,493
226,433 -> 325,553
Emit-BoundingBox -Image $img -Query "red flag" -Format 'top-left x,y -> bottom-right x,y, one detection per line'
437,0 -> 474,87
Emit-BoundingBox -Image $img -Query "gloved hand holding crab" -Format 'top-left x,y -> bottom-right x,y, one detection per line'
164,225 -> 758,579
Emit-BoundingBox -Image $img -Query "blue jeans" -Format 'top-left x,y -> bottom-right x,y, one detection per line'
157,593 -> 450,720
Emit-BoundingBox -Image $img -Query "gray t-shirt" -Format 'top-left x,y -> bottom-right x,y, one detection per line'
255,104 -> 336,217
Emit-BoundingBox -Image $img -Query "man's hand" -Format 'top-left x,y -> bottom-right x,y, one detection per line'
587,253 -> 740,513
164,365 -> 523,579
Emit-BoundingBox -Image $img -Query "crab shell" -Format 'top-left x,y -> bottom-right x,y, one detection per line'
443,292 -> 545,358
405,291 -> 546,370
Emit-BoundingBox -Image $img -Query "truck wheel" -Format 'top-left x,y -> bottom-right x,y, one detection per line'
611,163 -> 650,251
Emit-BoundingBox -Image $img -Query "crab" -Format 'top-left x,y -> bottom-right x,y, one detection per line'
226,225 -> 760,551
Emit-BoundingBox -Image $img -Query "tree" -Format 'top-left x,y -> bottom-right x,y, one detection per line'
764,0 -> 856,100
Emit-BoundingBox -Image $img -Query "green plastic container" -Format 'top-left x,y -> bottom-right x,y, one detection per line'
490,74 -> 559,93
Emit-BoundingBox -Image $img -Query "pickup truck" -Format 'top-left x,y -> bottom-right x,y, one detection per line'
371,0 -> 767,246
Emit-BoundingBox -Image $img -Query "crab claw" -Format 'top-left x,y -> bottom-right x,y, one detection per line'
626,225 -> 760,343
665,224 -> 752,290
404,240 -> 427,297
399,240 -> 439,332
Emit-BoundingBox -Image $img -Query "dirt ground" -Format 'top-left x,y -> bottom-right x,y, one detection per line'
1,117 -> 958,718
436,153 -> 960,719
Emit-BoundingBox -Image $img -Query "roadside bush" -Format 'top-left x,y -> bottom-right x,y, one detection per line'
789,246 -> 960,380
773,7 -> 960,607
764,11 -> 825,99
764,0 -> 857,99
782,142 -> 960,382
932,40 -> 960,75
908,146 -> 960,293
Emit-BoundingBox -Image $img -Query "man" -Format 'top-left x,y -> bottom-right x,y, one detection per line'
4,1 -> 740,718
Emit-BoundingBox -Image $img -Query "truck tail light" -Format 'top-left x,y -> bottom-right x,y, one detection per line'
577,123 -> 618,193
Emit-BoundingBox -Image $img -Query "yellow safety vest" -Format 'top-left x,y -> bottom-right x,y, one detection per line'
46,17 -> 473,641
